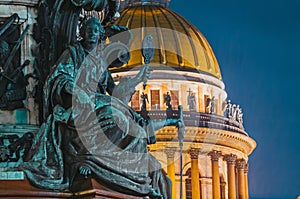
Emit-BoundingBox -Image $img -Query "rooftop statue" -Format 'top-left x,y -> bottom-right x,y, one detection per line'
164,92 -> 172,110
164,92 -> 173,119
140,92 -> 149,120
187,89 -> 196,111
21,9 -> 182,198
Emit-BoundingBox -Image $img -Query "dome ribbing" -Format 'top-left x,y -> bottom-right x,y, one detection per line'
113,5 -> 222,79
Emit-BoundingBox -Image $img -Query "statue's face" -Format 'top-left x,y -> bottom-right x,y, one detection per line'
84,23 -> 103,44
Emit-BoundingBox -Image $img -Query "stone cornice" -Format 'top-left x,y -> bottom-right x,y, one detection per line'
153,126 -> 256,156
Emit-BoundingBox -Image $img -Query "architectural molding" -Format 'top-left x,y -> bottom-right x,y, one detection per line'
112,69 -> 225,90
153,126 -> 256,156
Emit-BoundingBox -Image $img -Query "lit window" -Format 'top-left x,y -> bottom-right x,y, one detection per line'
170,90 -> 179,110
150,90 -> 160,110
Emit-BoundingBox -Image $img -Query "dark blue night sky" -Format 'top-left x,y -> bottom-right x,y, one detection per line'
171,0 -> 300,198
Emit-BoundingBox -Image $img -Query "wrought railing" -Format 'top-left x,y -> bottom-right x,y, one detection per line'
139,110 -> 247,135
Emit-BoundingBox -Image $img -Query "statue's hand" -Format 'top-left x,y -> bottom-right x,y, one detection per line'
176,119 -> 184,129
164,118 -> 184,128
135,65 -> 151,83
164,119 -> 178,126
149,188 -> 163,199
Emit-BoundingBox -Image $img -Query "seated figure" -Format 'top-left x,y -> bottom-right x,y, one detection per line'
21,17 -> 180,199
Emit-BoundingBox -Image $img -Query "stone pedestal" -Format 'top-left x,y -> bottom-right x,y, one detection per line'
0,179 -> 147,199
0,179 -> 72,198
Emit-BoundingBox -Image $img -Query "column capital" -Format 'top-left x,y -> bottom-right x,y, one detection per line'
236,159 -> 246,170
223,154 -> 237,165
189,148 -> 200,159
209,150 -> 222,161
164,147 -> 177,158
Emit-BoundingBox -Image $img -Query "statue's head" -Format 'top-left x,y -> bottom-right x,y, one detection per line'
80,17 -> 105,45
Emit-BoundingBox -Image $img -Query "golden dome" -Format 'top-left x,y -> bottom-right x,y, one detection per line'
113,5 -> 222,80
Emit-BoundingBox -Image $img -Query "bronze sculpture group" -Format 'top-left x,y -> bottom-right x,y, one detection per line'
18,1 -> 183,197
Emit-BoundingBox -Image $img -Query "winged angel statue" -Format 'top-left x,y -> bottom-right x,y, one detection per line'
21,0 -> 183,198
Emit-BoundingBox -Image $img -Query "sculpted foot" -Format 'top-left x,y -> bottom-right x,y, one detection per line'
149,189 -> 163,199
79,164 -> 92,178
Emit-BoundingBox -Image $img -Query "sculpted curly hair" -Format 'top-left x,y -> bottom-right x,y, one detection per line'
79,17 -> 105,40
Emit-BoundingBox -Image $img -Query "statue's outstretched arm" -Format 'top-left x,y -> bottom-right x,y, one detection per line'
151,118 -> 182,132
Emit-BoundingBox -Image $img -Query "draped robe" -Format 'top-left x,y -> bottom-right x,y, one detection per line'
21,42 -> 171,198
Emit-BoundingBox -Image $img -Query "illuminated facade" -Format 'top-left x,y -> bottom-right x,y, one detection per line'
113,1 -> 256,199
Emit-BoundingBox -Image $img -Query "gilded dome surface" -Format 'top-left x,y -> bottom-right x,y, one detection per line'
113,5 -> 222,80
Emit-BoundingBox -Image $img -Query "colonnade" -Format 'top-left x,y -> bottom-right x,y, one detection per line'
164,148 -> 250,199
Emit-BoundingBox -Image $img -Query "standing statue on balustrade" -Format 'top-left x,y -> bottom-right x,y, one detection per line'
231,104 -> 237,121
224,99 -> 232,118
164,92 -> 172,110
187,91 -> 196,111
237,107 -> 243,126
164,92 -> 173,118
210,96 -> 216,114
141,92 -> 149,111
140,92 -> 149,119
205,96 -> 216,114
